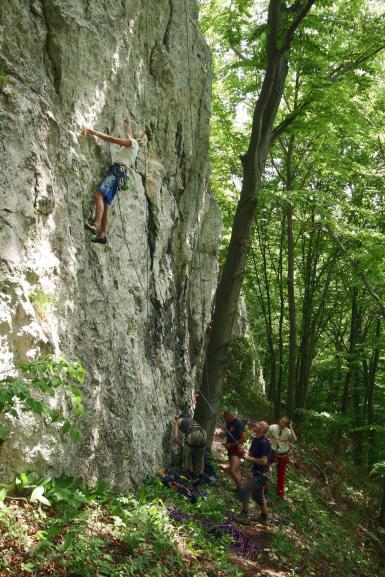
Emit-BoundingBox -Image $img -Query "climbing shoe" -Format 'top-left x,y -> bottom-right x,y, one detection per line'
91,236 -> 107,245
84,221 -> 98,234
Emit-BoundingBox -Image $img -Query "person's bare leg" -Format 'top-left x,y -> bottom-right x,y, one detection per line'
94,192 -> 104,228
98,204 -> 110,238
260,502 -> 268,515
229,455 -> 242,487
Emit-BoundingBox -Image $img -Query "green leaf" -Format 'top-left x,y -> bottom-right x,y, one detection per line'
61,532 -> 74,552
70,427 -> 82,442
37,494 -> 51,506
21,562 -> 35,574
61,421 -> 71,434
0,487 -> 8,502
30,485 -> 44,502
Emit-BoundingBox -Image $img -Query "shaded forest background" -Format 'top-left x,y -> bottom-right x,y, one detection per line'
197,0 -> 385,519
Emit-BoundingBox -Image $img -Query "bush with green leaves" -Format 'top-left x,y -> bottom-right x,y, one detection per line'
0,356 -> 86,441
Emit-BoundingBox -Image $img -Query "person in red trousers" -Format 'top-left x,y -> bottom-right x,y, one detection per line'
267,417 -> 297,498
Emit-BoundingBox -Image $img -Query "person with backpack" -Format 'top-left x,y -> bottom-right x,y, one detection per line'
82,115 -> 145,244
172,416 -> 207,479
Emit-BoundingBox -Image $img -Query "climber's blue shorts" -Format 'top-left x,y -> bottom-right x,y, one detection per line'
97,166 -> 119,206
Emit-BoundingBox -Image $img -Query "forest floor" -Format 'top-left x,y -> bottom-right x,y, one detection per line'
0,429 -> 384,577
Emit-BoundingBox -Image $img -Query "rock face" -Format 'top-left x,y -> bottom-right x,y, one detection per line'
0,0 -> 221,488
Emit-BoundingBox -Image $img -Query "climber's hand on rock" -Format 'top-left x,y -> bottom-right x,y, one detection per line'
83,127 -> 92,136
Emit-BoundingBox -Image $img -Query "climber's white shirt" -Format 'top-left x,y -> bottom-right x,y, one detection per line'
267,424 -> 292,453
112,138 -> 139,167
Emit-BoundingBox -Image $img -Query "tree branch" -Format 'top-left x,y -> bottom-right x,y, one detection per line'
325,225 -> 385,320
280,0 -> 317,54
272,43 -> 385,143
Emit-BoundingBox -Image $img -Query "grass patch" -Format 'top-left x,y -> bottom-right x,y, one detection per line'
268,449 -> 384,577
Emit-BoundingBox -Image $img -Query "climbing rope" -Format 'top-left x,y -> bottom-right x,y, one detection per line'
105,128 -> 147,293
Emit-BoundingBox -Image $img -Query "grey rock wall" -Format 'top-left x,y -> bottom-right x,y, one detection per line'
0,0 -> 221,489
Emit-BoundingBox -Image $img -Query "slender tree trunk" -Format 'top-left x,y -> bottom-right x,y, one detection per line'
341,288 -> 360,414
380,483 -> 385,524
367,317 -> 381,468
286,200 -> 296,416
276,211 -> 286,418
296,219 -> 316,408
252,235 -> 277,401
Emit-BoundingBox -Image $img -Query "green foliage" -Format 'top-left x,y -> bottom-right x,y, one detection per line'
222,336 -> 271,418
29,290 -> 57,318
370,461 -> 385,481
0,356 -> 86,440
200,0 -> 385,497
269,452 -> 384,577
0,474 -> 243,577
0,67 -> 8,86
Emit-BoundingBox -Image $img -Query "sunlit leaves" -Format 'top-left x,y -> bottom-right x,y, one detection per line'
0,356 -> 86,440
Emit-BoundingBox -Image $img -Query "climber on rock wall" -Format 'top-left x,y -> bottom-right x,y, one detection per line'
82,115 -> 145,245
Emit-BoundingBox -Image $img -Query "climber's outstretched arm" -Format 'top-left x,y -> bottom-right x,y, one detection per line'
83,127 -> 132,148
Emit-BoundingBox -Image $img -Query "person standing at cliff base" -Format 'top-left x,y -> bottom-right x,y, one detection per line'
82,115 -> 145,245
236,420 -> 272,523
267,416 -> 297,498
223,410 -> 246,488
173,416 -> 207,480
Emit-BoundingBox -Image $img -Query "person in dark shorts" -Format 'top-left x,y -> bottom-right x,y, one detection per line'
223,410 -> 246,488
173,416 -> 207,478
236,420 -> 272,523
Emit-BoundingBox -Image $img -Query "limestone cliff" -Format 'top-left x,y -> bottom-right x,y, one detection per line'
0,0 -> 221,488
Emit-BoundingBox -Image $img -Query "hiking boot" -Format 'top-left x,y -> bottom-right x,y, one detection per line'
259,513 -> 269,524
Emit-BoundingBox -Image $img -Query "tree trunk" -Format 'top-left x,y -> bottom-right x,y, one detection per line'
380,483 -> 385,523
286,201 -> 296,416
341,288 -> 360,414
252,239 -> 277,402
276,211 -> 286,418
366,317 -> 381,468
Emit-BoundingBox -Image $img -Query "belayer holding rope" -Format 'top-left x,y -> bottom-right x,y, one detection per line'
82,115 -> 145,244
